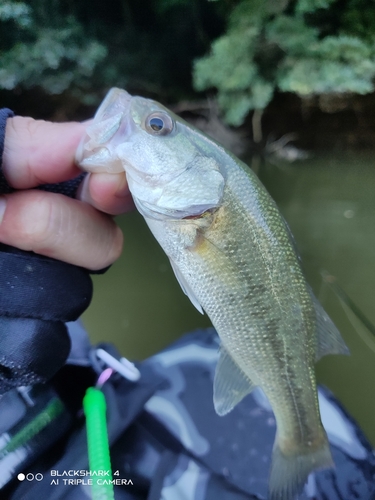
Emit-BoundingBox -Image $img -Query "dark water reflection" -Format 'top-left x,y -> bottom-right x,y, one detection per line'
82,152 -> 375,445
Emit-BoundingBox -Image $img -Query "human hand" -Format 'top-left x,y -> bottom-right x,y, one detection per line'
0,116 -> 133,270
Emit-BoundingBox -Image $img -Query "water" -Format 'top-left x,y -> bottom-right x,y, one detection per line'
82,151 -> 375,445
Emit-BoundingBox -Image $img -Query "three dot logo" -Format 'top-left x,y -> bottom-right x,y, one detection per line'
17,473 -> 43,481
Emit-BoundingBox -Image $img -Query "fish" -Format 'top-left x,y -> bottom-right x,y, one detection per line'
76,88 -> 349,500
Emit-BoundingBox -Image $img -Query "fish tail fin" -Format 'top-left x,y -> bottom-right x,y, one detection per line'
269,438 -> 334,500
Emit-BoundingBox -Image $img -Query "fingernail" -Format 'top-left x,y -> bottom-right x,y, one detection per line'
0,196 -> 7,224
76,173 -> 91,204
115,172 -> 130,199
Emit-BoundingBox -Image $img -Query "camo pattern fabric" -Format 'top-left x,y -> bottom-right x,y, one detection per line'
6,327 -> 375,500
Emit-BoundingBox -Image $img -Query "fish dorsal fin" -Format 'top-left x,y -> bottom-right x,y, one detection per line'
311,289 -> 350,361
214,347 -> 256,416
169,259 -> 204,314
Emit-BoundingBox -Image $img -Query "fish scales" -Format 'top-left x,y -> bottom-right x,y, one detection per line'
160,161 -> 321,449
77,88 -> 349,500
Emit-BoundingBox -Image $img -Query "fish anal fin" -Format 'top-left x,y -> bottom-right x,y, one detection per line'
214,347 -> 256,416
311,291 -> 350,361
169,259 -> 204,314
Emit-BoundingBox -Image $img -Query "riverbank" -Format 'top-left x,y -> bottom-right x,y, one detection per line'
2,88 -> 375,152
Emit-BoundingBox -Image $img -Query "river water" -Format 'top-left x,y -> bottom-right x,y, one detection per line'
82,151 -> 375,445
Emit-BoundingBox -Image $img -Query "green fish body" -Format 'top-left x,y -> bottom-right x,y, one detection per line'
77,88 -> 349,499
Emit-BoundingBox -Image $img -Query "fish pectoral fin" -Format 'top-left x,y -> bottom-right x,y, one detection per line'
169,259 -> 204,314
214,347 -> 256,416
193,233 -> 248,298
311,290 -> 350,361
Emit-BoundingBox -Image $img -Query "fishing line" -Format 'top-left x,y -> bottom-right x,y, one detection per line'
320,270 -> 375,354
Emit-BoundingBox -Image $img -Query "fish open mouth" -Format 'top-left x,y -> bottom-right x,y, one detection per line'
76,88 -> 132,173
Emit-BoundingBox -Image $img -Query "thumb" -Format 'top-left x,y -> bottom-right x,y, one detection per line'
2,116 -> 86,189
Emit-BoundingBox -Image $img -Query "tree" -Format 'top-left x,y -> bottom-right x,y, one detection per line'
0,1 -> 106,101
193,0 -> 375,129
0,0 -> 224,111
2,0 -> 375,127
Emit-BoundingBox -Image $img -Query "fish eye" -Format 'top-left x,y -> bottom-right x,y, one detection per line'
145,112 -> 174,136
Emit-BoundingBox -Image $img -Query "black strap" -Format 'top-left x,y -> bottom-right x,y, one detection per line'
0,109 -> 93,393
0,317 -> 71,392
0,244 -> 92,322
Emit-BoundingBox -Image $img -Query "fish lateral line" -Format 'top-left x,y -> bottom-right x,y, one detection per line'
76,88 -> 346,500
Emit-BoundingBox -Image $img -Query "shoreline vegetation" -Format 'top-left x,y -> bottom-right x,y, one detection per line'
2,86 -> 374,153
1,0 -> 375,152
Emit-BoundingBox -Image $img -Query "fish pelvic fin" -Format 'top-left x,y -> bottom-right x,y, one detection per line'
310,288 -> 350,361
214,347 -> 256,416
169,258 -> 204,314
269,438 -> 334,500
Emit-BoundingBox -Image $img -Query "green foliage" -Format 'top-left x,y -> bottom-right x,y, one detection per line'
194,2 -> 276,125
266,15 -> 318,54
0,0 -> 226,110
343,4 -> 375,42
193,0 -> 375,125
1,0 -> 375,123
0,2 -> 107,97
0,2 -> 31,26
296,0 -> 336,14
194,29 -> 259,93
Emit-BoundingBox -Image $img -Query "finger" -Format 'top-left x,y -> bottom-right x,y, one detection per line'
0,191 -> 123,270
2,116 -> 86,189
77,172 -> 135,215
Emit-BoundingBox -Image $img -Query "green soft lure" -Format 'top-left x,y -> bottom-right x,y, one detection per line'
83,387 -> 114,500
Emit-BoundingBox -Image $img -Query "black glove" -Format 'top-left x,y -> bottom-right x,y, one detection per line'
0,108 -> 92,393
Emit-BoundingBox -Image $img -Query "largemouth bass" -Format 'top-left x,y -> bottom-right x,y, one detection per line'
77,88 -> 349,500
